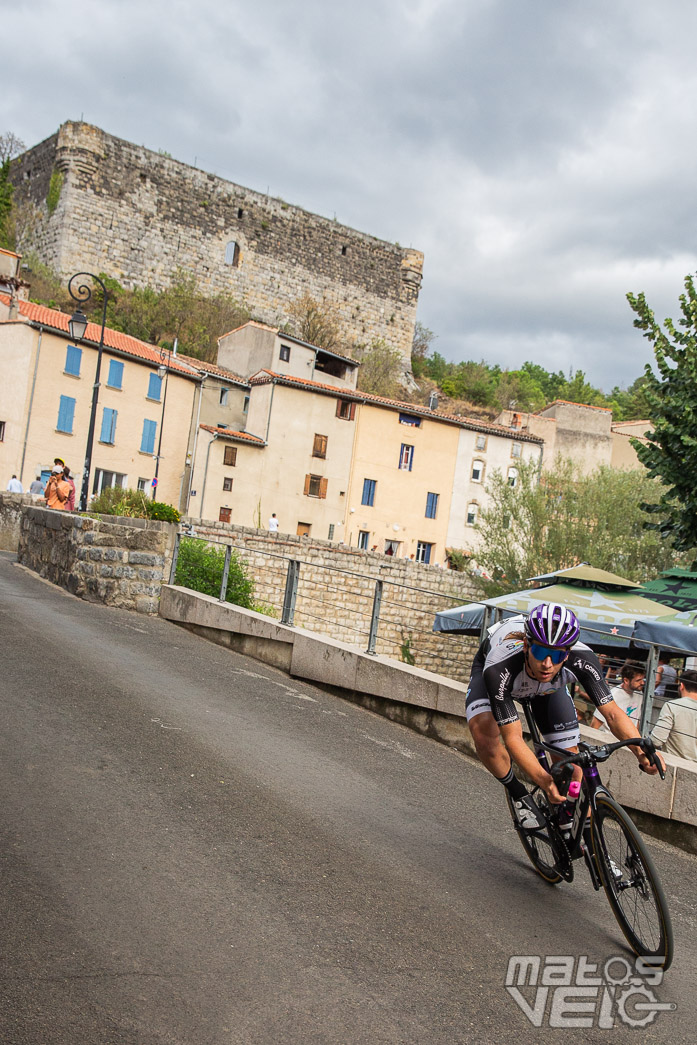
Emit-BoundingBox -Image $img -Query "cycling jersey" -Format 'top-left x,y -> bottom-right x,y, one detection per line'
465,616 -> 612,750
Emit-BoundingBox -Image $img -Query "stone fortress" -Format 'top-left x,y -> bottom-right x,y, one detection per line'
10,122 -> 424,361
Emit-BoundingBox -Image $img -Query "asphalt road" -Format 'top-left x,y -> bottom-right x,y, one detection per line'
1,551 -> 695,1044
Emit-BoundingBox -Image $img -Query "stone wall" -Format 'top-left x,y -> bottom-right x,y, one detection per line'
0,493 -> 36,551
11,122 -> 423,362
182,520 -> 480,682
18,505 -> 176,614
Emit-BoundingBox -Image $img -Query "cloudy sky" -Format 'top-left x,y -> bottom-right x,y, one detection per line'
4,0 -> 697,390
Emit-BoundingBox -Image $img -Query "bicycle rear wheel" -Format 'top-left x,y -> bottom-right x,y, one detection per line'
506,791 -> 562,885
591,793 -> 673,970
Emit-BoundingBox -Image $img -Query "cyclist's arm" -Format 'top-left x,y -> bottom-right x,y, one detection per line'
597,700 -> 664,774
498,720 -> 564,804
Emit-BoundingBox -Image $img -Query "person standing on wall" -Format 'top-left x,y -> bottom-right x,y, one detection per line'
268,513 -> 279,532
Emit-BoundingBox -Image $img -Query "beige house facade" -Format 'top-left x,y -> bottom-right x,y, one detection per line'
0,296 -> 202,507
217,321 -> 359,391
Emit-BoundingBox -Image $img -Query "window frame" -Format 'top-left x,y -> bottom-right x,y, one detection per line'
279,344 -> 291,362
312,433 -> 328,459
399,443 -> 415,471
425,492 -> 439,519
223,477 -> 233,491
358,530 -> 370,550
511,442 -> 523,459
106,359 -> 124,389
147,373 -> 163,402
56,395 -> 76,434
336,399 -> 356,421
223,446 -> 237,466
466,502 -> 479,526
219,388 -> 229,406
475,434 -> 488,452
399,412 -> 421,428
415,540 -> 433,564
99,406 -> 118,445
361,478 -> 377,507
140,418 -> 157,455
64,344 -> 82,377
507,466 -> 519,488
304,473 -> 328,499
471,458 -> 485,483
219,507 -> 232,523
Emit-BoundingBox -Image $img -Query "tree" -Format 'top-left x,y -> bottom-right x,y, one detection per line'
355,338 -> 404,396
627,276 -> 697,565
287,292 -> 342,351
0,132 -> 24,250
472,457 -> 687,595
411,321 -> 435,377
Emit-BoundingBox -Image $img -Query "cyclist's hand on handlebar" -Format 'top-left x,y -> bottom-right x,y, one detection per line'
542,779 -> 564,805
637,750 -> 664,776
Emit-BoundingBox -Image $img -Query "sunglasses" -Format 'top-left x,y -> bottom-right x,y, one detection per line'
528,643 -> 569,665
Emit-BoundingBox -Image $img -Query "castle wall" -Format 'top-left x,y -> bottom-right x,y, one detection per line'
11,122 -> 423,361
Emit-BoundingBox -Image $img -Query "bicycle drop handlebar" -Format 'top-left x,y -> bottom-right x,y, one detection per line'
548,736 -> 666,782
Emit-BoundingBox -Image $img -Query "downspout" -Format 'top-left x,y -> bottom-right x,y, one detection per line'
264,380 -> 275,444
310,348 -> 317,381
19,325 -> 43,485
185,374 -> 207,514
199,432 -> 218,521
344,396 -> 364,546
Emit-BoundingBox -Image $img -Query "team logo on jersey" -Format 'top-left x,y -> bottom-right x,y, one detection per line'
496,668 -> 512,701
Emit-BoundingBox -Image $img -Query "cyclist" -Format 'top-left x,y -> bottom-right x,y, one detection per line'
466,602 -> 662,829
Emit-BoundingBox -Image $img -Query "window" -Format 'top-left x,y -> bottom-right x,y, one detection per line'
358,530 -> 370,550
64,344 -> 82,376
336,399 -> 356,420
507,466 -> 518,487
140,419 -> 157,454
92,469 -> 126,495
471,459 -> 485,482
57,395 -> 76,433
279,344 -> 291,362
224,240 -> 239,266
511,442 -> 522,458
223,446 -> 237,466
416,541 -> 433,564
425,492 -> 439,519
475,434 -> 487,451
312,433 -> 328,458
243,396 -> 250,413
361,478 -> 376,506
219,388 -> 229,406
399,443 -> 414,471
147,373 -> 163,401
219,507 -> 232,522
399,412 -> 421,427
107,359 -> 124,389
304,474 -> 328,498
327,524 -> 335,541
223,477 -> 233,491
0,420 -> 5,441
137,478 -> 147,492
466,502 -> 479,526
384,540 -> 401,556
297,522 -> 311,537
100,407 -> 117,444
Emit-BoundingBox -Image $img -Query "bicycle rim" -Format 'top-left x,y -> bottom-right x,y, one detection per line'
591,794 -> 673,970
506,792 -> 562,885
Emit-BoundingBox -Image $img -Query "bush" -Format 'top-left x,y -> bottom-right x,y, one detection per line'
88,487 -> 179,522
174,537 -> 256,608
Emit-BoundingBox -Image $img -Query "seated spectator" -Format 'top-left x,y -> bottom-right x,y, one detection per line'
655,651 -> 678,699
590,660 -> 645,730
651,670 -> 697,761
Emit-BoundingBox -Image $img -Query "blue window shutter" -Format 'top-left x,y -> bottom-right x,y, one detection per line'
148,373 -> 162,400
362,479 -> 376,507
65,345 -> 82,376
57,395 -> 76,433
100,408 -> 117,444
141,419 -> 157,454
107,360 -> 124,388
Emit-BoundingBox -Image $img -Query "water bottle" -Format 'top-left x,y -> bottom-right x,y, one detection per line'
557,780 -> 581,835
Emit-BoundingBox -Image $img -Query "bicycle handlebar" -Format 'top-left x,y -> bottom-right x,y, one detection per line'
549,736 -> 666,781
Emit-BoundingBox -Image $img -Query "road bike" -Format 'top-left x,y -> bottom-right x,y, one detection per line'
507,698 -> 673,970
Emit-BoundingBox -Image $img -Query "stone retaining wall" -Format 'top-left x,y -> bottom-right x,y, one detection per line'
0,493 -> 36,551
17,505 -> 176,614
183,520 -> 480,682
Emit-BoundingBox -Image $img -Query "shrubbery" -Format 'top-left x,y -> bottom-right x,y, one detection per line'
174,537 -> 256,608
89,486 -> 180,523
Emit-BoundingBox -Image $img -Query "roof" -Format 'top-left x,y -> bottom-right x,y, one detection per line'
536,399 -> 612,414
611,419 -> 651,430
249,370 -> 544,442
0,294 -> 201,379
199,424 -> 265,445
175,352 -> 249,386
527,563 -> 640,590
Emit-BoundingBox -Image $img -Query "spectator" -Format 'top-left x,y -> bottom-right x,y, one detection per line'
268,513 -> 279,532
44,465 -> 70,510
6,475 -> 23,492
590,660 -> 645,730
651,669 -> 697,761
29,475 -> 44,495
62,466 -> 76,512
655,652 -> 678,699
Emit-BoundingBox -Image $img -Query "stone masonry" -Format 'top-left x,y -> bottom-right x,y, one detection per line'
184,520 -> 480,683
17,505 -> 176,614
11,122 -> 424,363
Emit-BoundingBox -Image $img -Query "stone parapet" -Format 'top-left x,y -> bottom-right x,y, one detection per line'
17,504 -> 176,613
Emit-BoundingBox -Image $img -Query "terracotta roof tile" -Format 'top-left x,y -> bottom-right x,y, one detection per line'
175,352 -> 249,385
199,424 -> 265,445
0,294 -> 201,378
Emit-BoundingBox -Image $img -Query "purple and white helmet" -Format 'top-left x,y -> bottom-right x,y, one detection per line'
525,602 -> 580,649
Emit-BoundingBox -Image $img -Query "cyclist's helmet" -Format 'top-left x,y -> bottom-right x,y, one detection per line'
525,602 -> 580,650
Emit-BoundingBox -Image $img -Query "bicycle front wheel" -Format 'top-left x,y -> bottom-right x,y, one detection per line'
591,793 -> 673,970
506,791 -> 562,885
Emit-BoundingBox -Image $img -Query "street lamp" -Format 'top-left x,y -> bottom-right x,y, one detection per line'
152,344 -> 172,499
68,272 -> 108,511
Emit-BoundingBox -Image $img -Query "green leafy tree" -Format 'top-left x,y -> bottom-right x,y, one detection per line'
174,537 -> 255,607
411,321 -> 435,378
0,132 -> 24,249
355,338 -> 404,396
627,276 -> 697,565
473,457 -> 687,595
